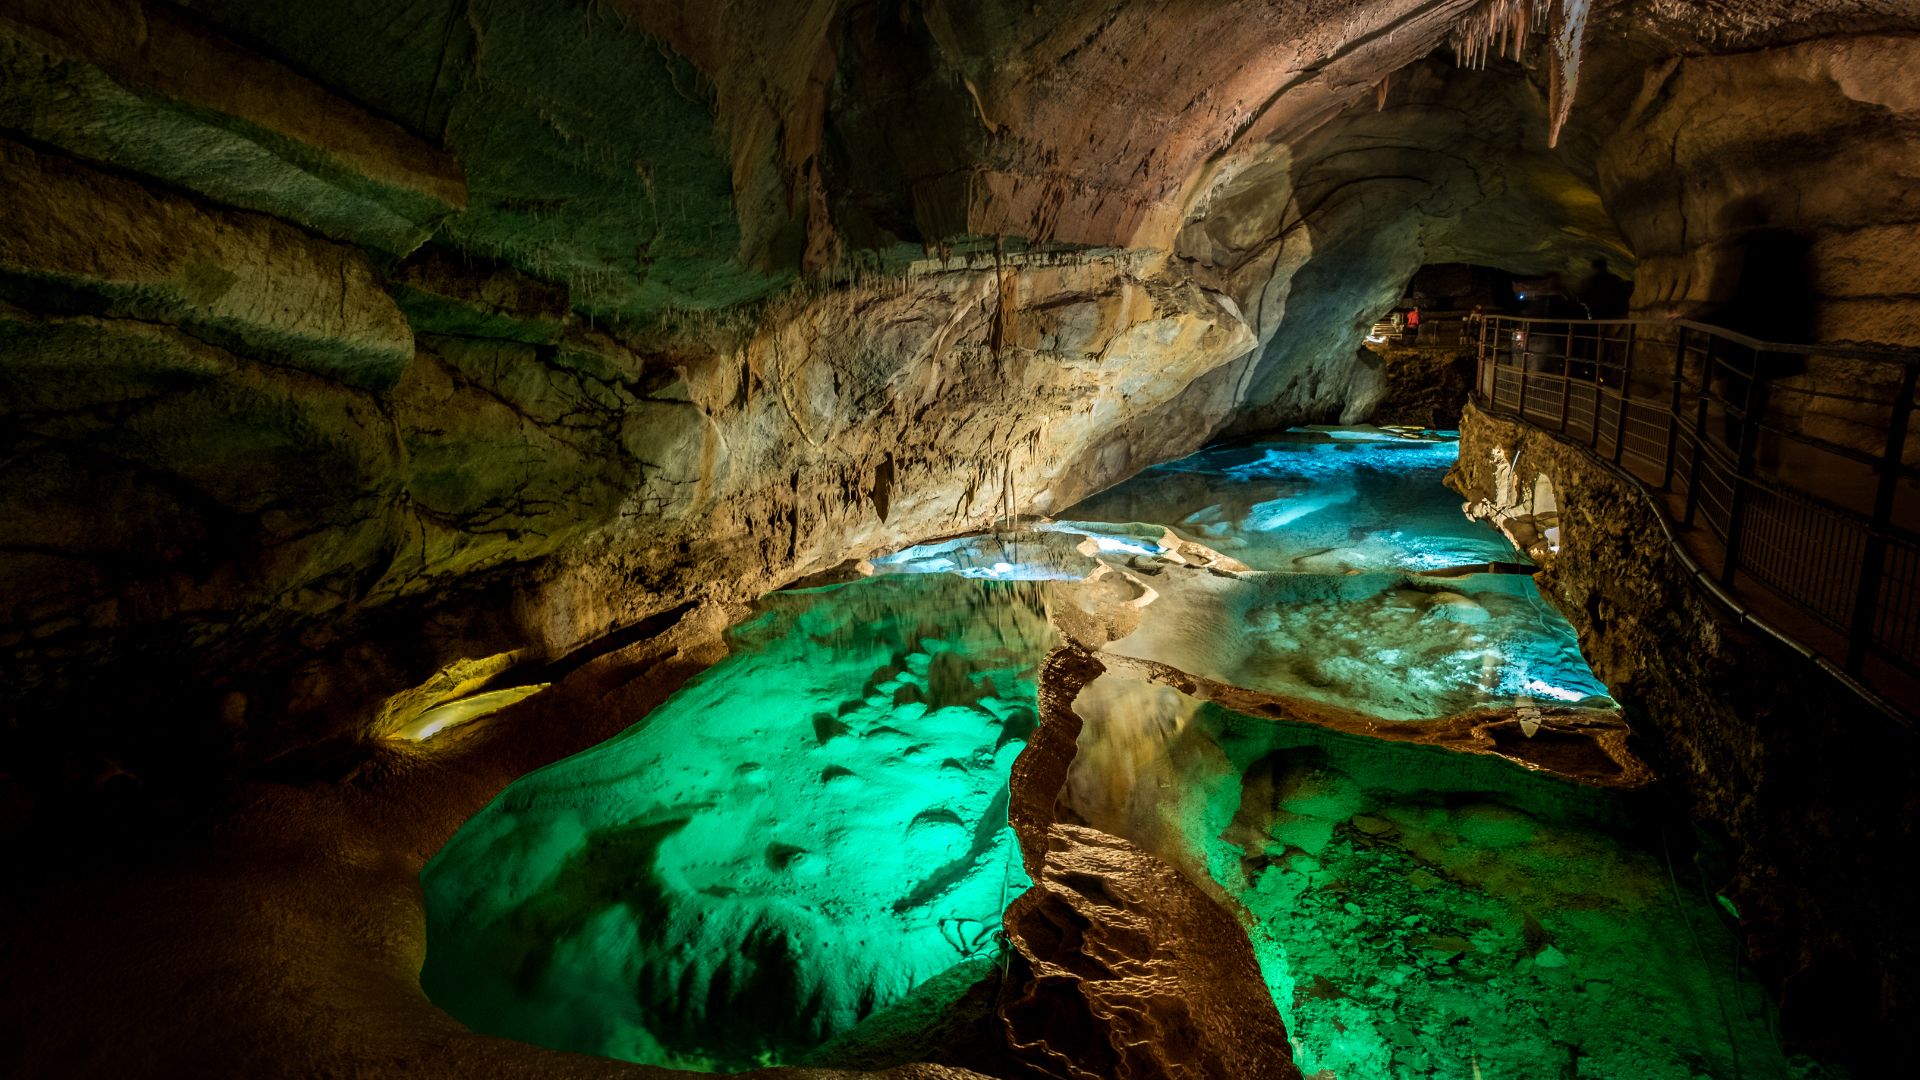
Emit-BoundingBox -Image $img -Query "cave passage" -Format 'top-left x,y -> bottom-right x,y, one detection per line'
420,426 -> 1636,1071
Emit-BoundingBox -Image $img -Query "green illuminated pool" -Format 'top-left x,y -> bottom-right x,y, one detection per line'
1064,673 -> 1810,1080
420,575 -> 1052,1071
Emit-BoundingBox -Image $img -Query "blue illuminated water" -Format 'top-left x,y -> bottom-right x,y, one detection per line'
1063,427 -> 1525,574
874,426 -> 1611,720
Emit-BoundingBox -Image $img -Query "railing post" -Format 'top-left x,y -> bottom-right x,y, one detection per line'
1475,318 -> 1484,403
1590,326 -> 1605,451
1558,325 -> 1573,434
1481,315 -> 1496,405
1665,326 -> 1689,493
1847,361 -> 1919,671
1613,323 -> 1635,466
1721,340 -> 1758,587
1518,322 -> 1530,421
1684,334 -> 1713,528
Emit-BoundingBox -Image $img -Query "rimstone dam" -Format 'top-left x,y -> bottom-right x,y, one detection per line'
3,2 -> 1919,1078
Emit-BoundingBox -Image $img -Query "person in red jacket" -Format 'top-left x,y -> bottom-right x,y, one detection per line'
1405,306 -> 1421,339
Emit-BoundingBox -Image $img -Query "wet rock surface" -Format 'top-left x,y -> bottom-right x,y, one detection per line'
1452,402 -> 1920,1069
1004,645 -> 1301,1080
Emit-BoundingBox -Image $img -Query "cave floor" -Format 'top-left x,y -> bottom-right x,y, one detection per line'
4,430 -> 1841,1080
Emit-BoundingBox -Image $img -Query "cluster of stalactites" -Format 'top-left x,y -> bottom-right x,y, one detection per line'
1448,0 -> 1593,148
1448,0 -> 1550,69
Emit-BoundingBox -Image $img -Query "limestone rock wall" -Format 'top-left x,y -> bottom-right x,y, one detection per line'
1450,403 -> 1920,1068
0,178 -> 1251,790
1600,32 -> 1920,346
2,0 -> 1555,798
1003,645 -> 1301,1080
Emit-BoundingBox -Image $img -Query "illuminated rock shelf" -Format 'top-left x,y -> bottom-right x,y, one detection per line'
1099,566 -> 1613,721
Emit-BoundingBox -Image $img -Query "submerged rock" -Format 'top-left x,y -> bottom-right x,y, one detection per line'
421,575 -> 1053,1071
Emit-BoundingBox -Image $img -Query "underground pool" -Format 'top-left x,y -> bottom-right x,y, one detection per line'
418,428 -> 1815,1077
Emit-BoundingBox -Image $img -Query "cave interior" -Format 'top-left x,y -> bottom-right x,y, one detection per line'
3,1 -> 1919,1078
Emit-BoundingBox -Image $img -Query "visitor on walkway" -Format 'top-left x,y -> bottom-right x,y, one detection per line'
1577,257 -> 1630,319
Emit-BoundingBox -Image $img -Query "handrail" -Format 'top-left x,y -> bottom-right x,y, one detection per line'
1490,314 -> 1920,363
1468,313 -> 1920,719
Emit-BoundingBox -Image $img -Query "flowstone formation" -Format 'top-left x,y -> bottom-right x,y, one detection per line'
1098,568 -> 1612,722
421,575 -> 1053,1072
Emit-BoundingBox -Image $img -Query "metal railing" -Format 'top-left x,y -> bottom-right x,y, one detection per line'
1471,314 -> 1920,694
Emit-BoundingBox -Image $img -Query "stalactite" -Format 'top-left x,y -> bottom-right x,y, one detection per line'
1446,0 -> 1592,148
1545,0 -> 1592,148
1447,0 -> 1547,71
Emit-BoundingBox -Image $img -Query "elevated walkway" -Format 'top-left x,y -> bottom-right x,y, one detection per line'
1469,314 -> 1920,721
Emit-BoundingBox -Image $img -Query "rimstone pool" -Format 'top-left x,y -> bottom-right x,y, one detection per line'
419,429 -> 1819,1077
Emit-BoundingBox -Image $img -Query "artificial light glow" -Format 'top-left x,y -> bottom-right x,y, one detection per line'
420,574 -> 1047,1071
1521,677 -> 1586,702
391,684 -> 549,742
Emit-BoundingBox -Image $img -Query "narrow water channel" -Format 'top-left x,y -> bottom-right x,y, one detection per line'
419,428 -> 1802,1077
